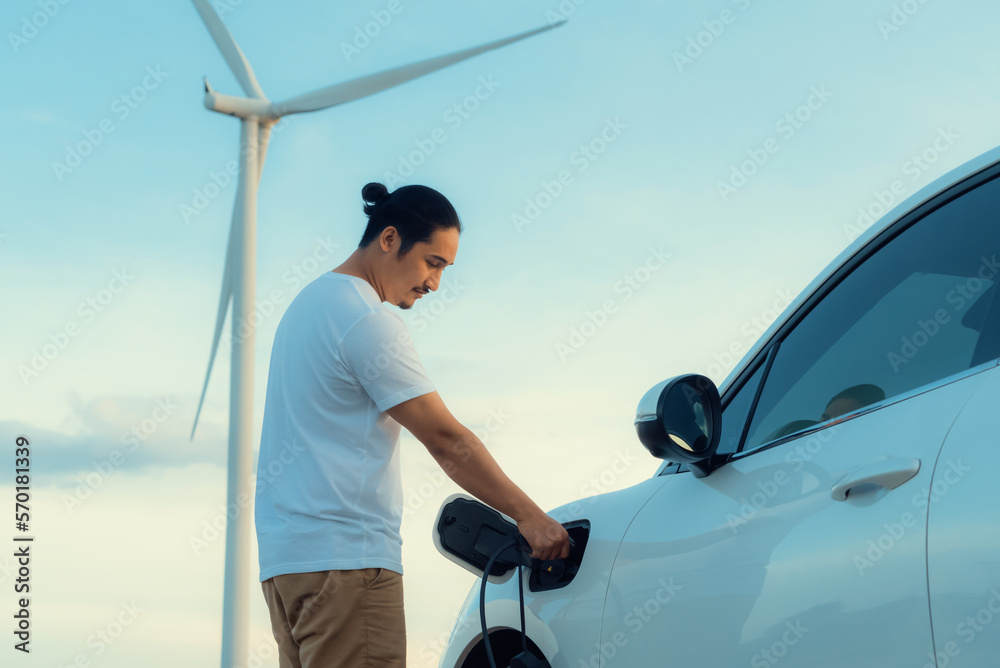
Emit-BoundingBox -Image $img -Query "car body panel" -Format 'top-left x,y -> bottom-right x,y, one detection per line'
926,362 -> 1000,666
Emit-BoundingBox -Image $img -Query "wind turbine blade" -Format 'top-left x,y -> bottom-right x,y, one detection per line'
273,21 -> 565,116
190,202 -> 241,440
191,0 -> 267,100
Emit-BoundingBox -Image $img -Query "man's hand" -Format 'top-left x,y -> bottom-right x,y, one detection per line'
516,511 -> 571,561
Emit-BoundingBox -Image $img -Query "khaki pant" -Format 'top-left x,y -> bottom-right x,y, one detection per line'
261,568 -> 405,668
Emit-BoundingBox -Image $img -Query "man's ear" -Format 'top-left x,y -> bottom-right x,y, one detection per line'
378,226 -> 398,253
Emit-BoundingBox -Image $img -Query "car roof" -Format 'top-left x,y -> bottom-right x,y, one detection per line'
718,143 -> 1000,398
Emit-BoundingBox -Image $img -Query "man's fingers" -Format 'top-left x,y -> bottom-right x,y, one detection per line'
518,515 -> 571,561
527,533 -> 569,561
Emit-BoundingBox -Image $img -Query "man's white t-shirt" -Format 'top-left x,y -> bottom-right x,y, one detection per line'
255,271 -> 435,581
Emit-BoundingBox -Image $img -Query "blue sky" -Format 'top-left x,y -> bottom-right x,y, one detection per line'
3,0 -> 1000,665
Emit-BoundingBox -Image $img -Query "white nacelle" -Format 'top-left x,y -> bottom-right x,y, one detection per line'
203,91 -> 274,119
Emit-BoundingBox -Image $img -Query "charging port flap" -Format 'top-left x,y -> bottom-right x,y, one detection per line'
434,495 -> 522,582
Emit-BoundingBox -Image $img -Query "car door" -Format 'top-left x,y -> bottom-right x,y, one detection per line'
598,168 -> 1000,667
925,361 -> 1000,666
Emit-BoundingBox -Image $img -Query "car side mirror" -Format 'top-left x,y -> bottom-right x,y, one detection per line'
634,374 -> 723,478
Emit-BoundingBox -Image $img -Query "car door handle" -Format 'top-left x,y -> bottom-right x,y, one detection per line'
830,457 -> 921,501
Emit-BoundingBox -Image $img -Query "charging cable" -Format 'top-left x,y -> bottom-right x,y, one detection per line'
479,538 -> 525,668
479,538 -> 530,668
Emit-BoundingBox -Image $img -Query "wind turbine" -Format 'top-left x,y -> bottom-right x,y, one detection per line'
185,1 -> 564,666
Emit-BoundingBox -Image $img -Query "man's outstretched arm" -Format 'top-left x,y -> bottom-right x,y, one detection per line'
386,391 -> 570,561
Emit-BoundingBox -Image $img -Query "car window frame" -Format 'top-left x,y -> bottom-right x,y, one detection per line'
729,162 -> 1000,460
655,158 -> 1000,476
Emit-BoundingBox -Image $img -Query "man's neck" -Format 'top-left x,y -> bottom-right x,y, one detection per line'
333,251 -> 383,301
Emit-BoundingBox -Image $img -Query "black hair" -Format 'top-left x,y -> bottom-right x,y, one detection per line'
358,182 -> 461,256
828,384 -> 886,407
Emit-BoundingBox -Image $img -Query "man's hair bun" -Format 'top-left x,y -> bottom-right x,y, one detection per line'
361,182 -> 390,214
357,181 -> 461,256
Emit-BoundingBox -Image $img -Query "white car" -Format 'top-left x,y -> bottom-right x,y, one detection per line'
435,144 -> 1000,668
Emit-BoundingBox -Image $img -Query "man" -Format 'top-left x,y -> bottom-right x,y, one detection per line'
821,383 -> 886,421
255,182 -> 570,667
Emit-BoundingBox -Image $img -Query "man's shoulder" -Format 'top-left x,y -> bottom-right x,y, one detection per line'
296,273 -> 381,316
276,273 -> 387,344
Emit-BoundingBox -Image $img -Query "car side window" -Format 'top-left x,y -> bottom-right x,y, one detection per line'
743,175 -> 1000,450
716,362 -> 766,456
